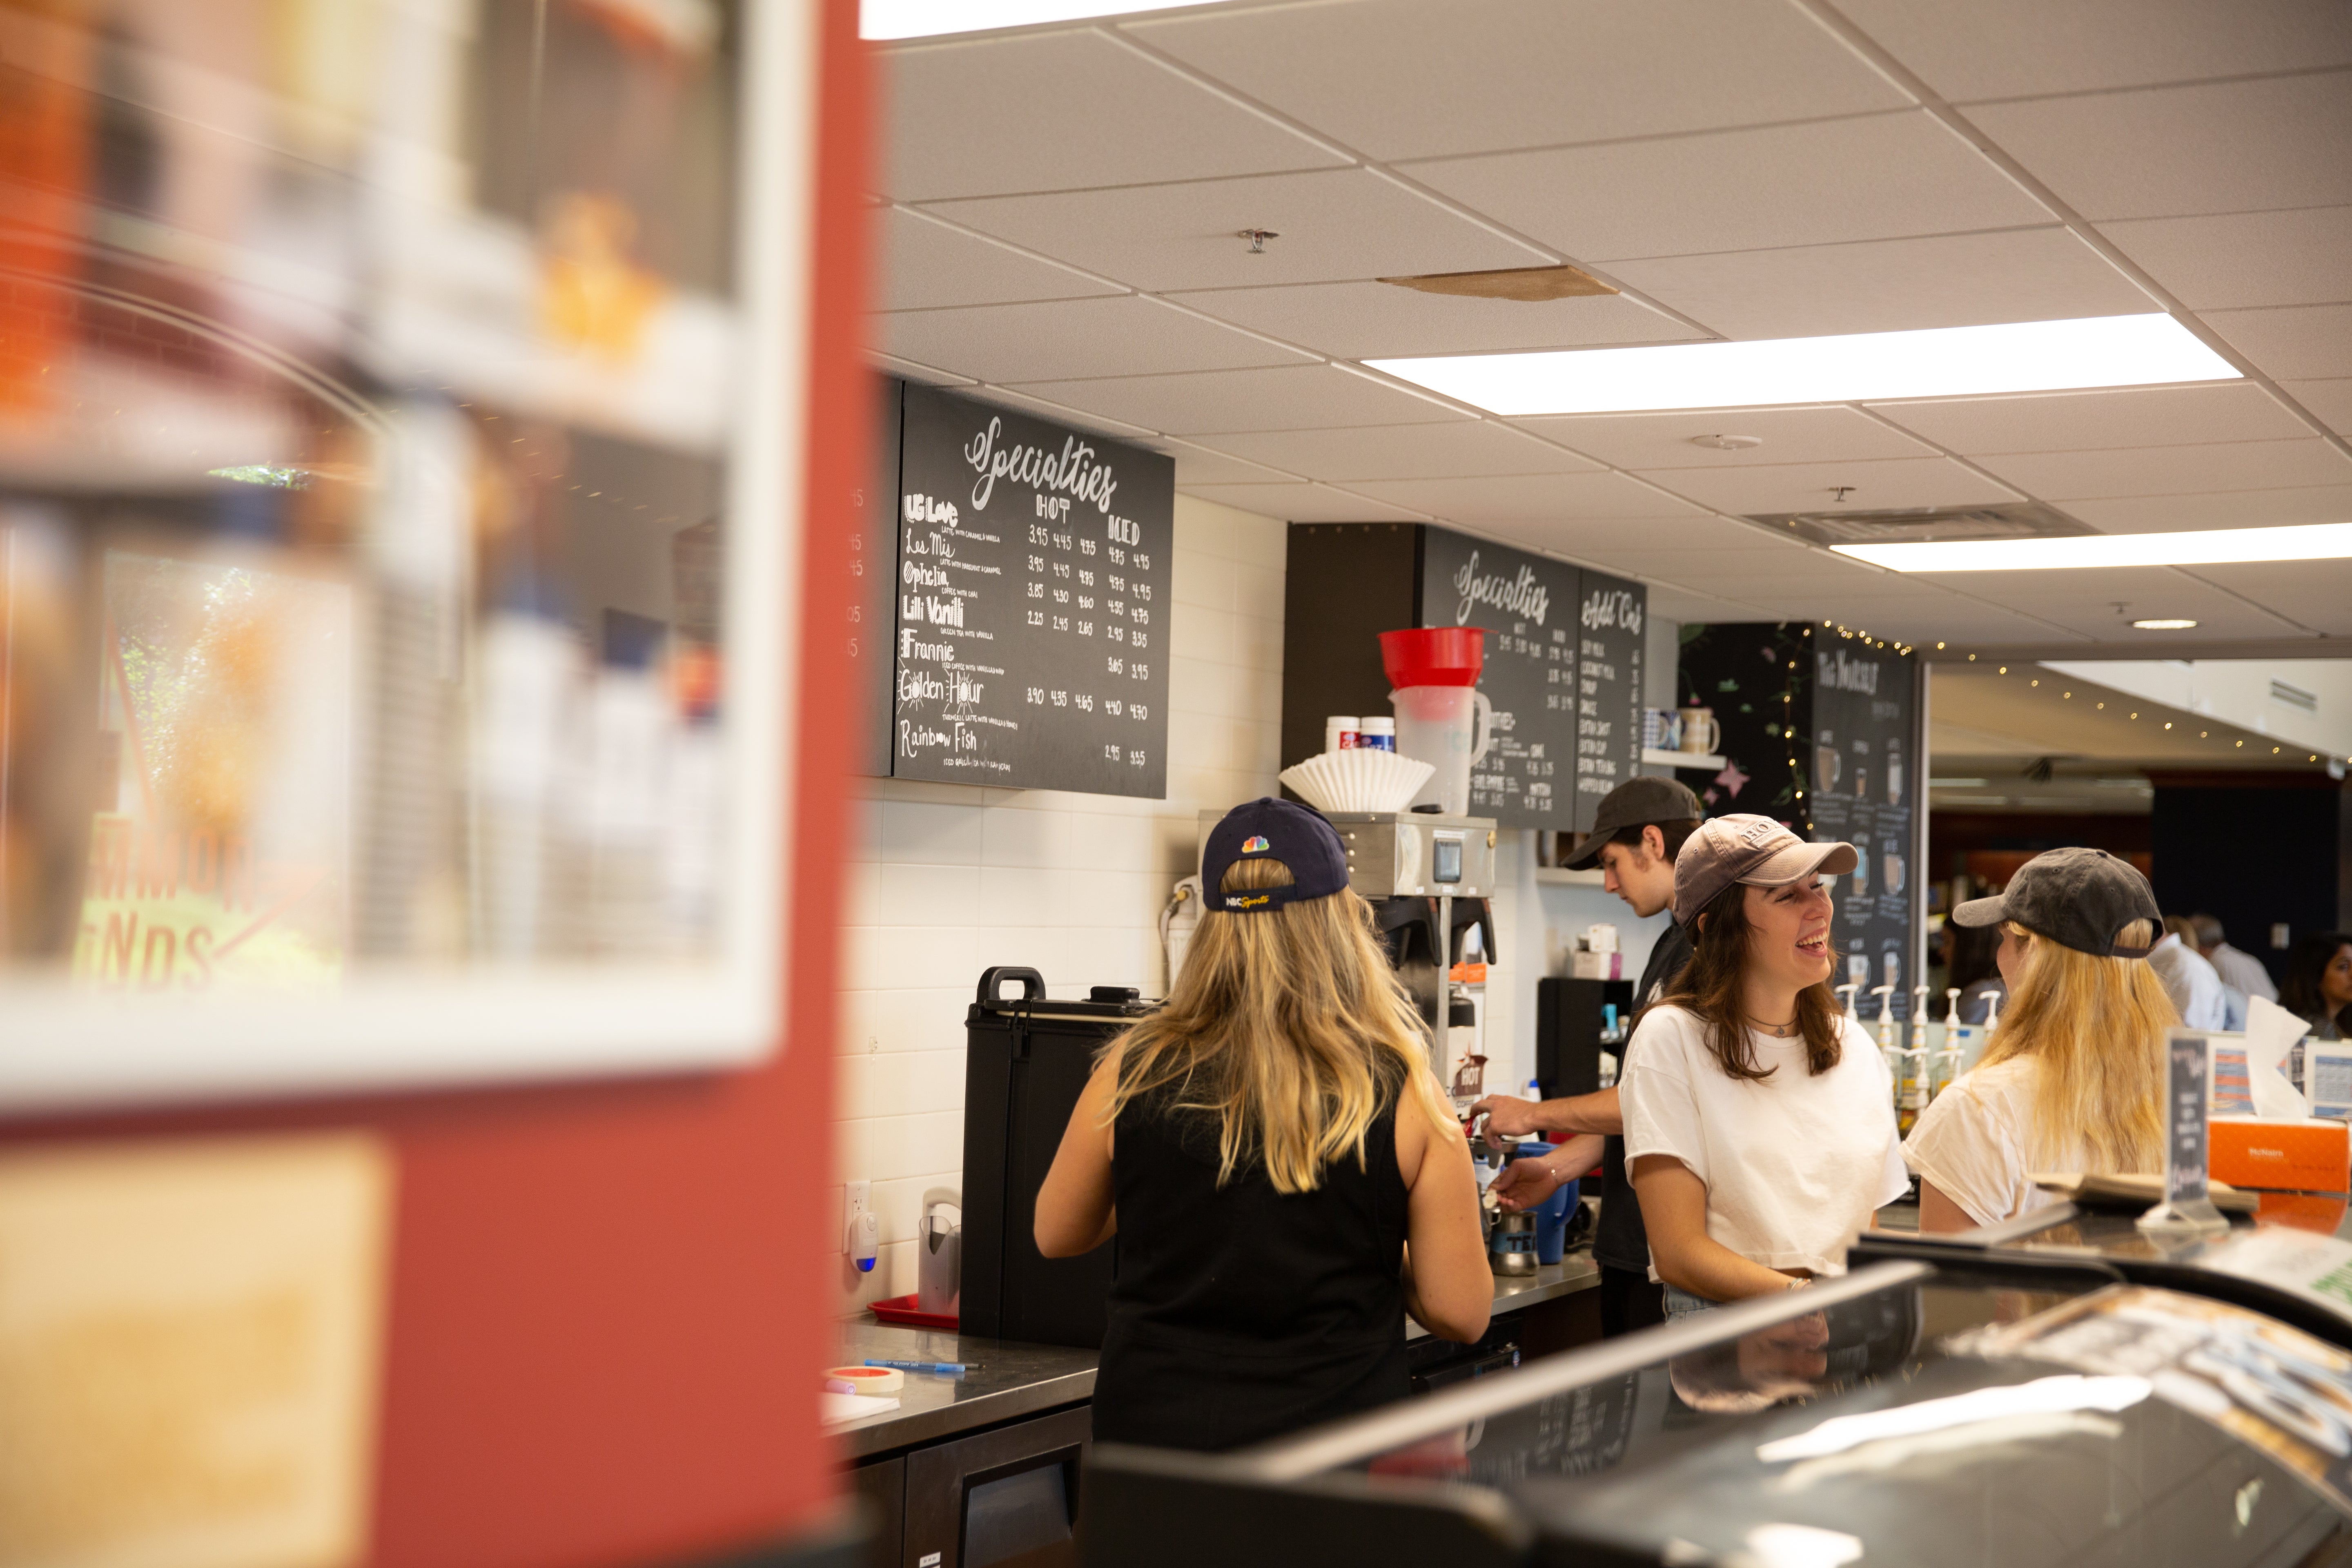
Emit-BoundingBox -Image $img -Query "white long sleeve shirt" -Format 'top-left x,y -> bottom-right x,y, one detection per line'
2149,934 -> 2230,1031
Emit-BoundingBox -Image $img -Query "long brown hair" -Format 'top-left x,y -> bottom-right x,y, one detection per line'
1097,856 -> 1455,1193
1978,919 -> 2167,1172
1653,882 -> 1843,1081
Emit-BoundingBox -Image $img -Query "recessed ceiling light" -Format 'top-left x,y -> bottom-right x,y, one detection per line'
1365,314 -> 2234,416
860,0 -> 1198,38
2131,618 -> 2200,630
1835,523 -> 2352,573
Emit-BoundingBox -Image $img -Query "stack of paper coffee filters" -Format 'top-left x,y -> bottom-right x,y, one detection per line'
1278,746 -> 1433,814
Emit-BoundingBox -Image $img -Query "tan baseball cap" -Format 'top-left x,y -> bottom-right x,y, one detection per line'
1672,813 -> 1858,926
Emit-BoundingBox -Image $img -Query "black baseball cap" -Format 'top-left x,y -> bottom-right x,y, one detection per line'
1950,846 -> 2161,958
1563,777 -> 1704,869
1201,798 -> 1351,913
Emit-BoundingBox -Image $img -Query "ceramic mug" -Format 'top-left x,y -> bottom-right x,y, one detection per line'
1644,708 -> 1682,751
1678,707 -> 1720,754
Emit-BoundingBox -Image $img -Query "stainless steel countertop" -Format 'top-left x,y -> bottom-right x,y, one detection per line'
834,1252 -> 1604,1459
829,1320 -> 1099,1461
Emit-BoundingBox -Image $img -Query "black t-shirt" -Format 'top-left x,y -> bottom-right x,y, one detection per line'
1592,918 -> 1695,1274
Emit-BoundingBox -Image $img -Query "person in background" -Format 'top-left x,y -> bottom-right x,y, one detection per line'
2192,913 -> 2279,1004
2148,914 -> 2230,1031
2281,932 -> 2352,1041
1035,799 -> 1488,1454
1621,815 -> 1907,1319
1906,849 -> 2170,1231
1942,914 -> 2007,1025
1471,777 -> 1702,1338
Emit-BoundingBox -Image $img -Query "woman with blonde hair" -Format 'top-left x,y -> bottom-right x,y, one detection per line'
1907,847 -> 2172,1232
1034,799 -> 1488,1452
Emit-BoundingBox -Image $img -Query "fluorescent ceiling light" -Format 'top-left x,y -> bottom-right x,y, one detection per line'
2132,618 -> 2198,630
861,1 -> 1200,38
1365,314 -> 2235,416
1834,521 -> 2352,572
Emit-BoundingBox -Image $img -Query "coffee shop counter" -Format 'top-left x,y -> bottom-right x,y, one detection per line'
835,1255 -> 1602,1459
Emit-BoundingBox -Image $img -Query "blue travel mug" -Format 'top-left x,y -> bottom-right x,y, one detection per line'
1512,1142 -> 1577,1265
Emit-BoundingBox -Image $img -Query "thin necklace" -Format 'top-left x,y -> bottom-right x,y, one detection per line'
1749,1014 -> 1798,1038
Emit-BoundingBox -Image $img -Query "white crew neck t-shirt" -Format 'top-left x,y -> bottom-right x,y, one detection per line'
1904,1056 -> 2091,1229
1619,1005 -> 1908,1280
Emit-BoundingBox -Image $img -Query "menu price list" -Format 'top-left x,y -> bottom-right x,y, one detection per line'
891,385 -> 1172,798
1570,571 -> 1645,835
1419,529 -> 1583,830
1808,642 -> 1920,1018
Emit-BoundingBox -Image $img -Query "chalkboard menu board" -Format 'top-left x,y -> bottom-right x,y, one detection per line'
1570,570 -> 1646,834
1808,643 -> 1922,1020
892,385 -> 1173,796
1418,529 -> 1601,831
852,379 -> 902,778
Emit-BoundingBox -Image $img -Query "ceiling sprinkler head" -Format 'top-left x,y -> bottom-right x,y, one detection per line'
1238,228 -> 1279,254
1830,485 -> 1855,502
1690,434 -> 1763,450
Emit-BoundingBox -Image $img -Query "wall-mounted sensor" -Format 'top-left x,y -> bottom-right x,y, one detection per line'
845,1180 -> 878,1274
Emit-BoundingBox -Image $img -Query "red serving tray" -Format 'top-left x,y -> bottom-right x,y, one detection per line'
868,1293 -> 959,1330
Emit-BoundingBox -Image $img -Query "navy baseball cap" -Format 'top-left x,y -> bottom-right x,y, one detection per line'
1201,798 -> 1352,913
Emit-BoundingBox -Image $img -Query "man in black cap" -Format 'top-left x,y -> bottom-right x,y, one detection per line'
1470,776 -> 1702,1338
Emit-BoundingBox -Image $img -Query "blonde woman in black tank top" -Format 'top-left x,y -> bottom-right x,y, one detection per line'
1035,799 -> 1489,1453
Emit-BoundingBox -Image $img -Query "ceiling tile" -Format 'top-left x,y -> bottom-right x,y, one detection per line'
2280,379 -> 2352,437
961,384 -> 1156,441
920,169 -> 1546,294
2190,562 -> 2352,637
2100,206 -> 2352,312
876,207 -> 1123,312
1125,0 -> 1911,163
1484,516 -> 1799,558
1339,471 -> 1708,525
1644,584 -> 1779,624
1404,112 -> 2052,263
1171,481 -> 1428,523
1906,567 -> 2311,638
872,296 -> 1314,383
1157,440 -> 1301,486
1516,406 -> 1936,469
1189,421 -> 1597,482
1973,439 -> 2352,500
868,350 -> 975,386
1964,73 -> 2352,221
1867,382 -> 2308,454
1164,280 -> 1700,359
1833,0 -> 2352,100
2205,304 -> 2352,384
879,29 -> 1345,201
1634,457 -> 2020,516
1584,546 -> 1822,584
1004,364 -> 1472,434
1604,227 -> 2152,340
2064,485 -> 2352,532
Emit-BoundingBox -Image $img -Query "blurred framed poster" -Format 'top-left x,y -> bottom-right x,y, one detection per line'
0,0 -> 813,1111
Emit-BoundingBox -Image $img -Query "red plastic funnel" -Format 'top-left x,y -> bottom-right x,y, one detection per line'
1379,627 -> 1485,689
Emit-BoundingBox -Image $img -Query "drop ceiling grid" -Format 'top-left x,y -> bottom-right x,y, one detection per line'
867,0 -> 2352,647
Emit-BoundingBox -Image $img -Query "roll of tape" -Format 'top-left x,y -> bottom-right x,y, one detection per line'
826,1364 -> 904,1394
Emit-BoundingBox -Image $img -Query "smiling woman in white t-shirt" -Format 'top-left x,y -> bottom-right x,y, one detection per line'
1621,816 -> 1909,1320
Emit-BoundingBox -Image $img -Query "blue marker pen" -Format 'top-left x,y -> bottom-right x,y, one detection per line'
866,1358 -> 971,1375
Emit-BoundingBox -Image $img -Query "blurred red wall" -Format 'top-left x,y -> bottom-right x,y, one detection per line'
0,2 -> 877,1564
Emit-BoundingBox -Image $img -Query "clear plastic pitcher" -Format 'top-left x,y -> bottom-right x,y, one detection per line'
1390,684 -> 1492,815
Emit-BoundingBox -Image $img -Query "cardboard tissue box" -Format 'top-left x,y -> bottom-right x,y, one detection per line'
2210,1118 -> 2351,1195
1569,950 -> 1622,981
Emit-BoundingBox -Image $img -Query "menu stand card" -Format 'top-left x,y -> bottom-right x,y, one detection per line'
2140,1028 -> 2233,1238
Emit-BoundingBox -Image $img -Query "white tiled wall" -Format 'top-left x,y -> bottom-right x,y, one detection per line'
828,494 -> 1289,1311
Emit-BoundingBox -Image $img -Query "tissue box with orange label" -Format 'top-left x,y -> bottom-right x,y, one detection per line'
2210,1116 -> 2352,1194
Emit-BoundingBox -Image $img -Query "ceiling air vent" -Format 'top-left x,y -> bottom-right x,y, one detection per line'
1745,500 -> 2094,548
2272,679 -> 2319,713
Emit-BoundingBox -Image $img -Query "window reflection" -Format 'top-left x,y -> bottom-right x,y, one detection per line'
0,0 -> 741,984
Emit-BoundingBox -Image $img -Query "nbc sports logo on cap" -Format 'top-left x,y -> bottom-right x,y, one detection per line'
1242,835 -> 1270,853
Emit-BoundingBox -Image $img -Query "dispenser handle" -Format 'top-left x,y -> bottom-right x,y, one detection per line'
976,966 -> 1047,1005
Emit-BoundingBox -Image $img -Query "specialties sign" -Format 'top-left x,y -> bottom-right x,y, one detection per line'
892,385 -> 1172,796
